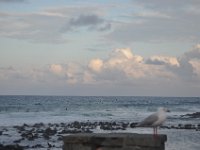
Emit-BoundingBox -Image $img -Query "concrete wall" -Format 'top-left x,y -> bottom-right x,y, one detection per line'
63,133 -> 167,150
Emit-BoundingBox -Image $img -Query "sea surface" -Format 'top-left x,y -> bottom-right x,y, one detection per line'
0,96 -> 200,150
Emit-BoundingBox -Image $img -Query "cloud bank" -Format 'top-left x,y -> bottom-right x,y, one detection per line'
1,45 -> 200,96
1,0 -> 200,45
0,6 -> 111,43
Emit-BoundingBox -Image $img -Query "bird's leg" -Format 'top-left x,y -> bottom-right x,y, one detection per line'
153,127 -> 155,137
153,127 -> 158,139
155,127 -> 157,135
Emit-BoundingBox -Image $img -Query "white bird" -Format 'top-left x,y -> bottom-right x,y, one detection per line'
137,107 -> 170,136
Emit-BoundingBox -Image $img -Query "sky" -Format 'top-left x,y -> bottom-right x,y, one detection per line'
0,0 -> 200,96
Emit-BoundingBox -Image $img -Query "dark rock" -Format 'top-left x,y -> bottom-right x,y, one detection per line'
43,133 -> 50,140
42,127 -> 57,140
57,135 -> 63,141
44,127 -> 57,136
60,122 -> 65,127
13,126 -> 25,132
0,144 -> 24,150
47,142 -> 55,148
181,112 -> 200,118
13,138 -> 24,144
130,122 -> 137,128
161,125 -> 170,129
21,132 -> 38,141
58,129 -> 69,134
36,129 -> 44,134
83,128 -> 93,133
33,123 -> 44,128
122,122 -> 129,128
23,124 -> 29,127
184,124 -> 193,129
72,121 -> 81,129
31,144 -> 44,148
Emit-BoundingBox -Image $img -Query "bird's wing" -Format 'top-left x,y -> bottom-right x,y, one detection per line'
137,113 -> 158,127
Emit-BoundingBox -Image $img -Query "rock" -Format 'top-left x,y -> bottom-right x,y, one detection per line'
47,142 -> 55,148
13,138 -> 24,144
184,124 -> 193,129
44,127 -> 57,136
31,144 -> 44,148
21,132 -> 38,141
33,123 -> 44,128
23,123 -> 29,127
0,144 -> 24,150
57,135 -> 63,141
181,112 -> 200,118
13,126 -> 25,132
122,122 -> 129,129
130,122 -> 137,128
197,124 -> 200,129
72,121 -> 81,129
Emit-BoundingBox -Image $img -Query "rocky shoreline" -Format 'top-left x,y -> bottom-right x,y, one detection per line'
0,119 -> 200,150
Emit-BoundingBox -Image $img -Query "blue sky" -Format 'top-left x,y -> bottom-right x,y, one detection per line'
0,0 -> 200,96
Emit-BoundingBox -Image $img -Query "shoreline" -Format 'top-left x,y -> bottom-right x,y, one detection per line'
0,120 -> 200,150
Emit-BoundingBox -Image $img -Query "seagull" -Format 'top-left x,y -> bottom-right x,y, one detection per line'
136,107 -> 170,136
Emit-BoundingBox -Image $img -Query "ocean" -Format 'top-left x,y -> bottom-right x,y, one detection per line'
0,96 -> 200,150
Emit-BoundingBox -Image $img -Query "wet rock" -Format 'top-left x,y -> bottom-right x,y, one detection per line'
21,132 -> 38,141
60,122 -> 65,127
170,125 -> 177,129
161,125 -> 170,129
178,124 -> 183,129
198,124 -> 200,129
33,123 -> 44,128
184,124 -> 193,129
13,126 -> 25,132
57,135 -> 63,141
13,138 -> 24,144
42,127 -> 57,140
44,127 -> 57,136
83,128 -> 93,133
130,122 -> 137,128
196,124 -> 200,131
47,142 -> 55,148
43,133 -> 50,140
0,144 -> 24,150
31,144 -> 44,148
122,122 -> 129,129
67,129 -> 82,134
23,123 -> 29,127
36,129 -> 44,134
71,121 -> 81,129
181,112 -> 200,118
100,123 -> 113,130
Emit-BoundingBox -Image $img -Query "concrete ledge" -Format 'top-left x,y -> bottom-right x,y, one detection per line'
63,133 -> 167,150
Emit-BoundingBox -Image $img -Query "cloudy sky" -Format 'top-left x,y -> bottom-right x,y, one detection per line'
0,0 -> 200,96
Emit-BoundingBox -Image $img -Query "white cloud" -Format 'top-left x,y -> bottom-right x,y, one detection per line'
1,45 -> 200,96
49,64 -> 63,75
83,71 -> 95,84
189,60 -> 200,77
88,59 -> 103,72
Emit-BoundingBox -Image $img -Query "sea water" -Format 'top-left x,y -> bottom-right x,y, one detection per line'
0,96 -> 199,126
